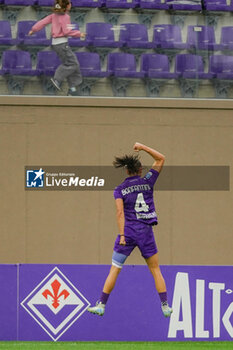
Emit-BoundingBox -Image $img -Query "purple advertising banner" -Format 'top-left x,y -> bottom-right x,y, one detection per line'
0,264 -> 233,341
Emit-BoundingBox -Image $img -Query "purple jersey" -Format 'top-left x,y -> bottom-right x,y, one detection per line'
114,168 -> 159,226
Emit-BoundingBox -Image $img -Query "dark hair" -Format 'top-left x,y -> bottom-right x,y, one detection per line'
53,0 -> 70,13
113,154 -> 142,175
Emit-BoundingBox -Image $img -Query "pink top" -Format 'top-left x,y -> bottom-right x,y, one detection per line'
31,13 -> 81,38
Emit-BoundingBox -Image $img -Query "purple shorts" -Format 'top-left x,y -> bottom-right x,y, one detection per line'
114,222 -> 158,259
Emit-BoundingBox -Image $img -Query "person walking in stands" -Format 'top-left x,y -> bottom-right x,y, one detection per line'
88,142 -> 173,318
28,0 -> 86,96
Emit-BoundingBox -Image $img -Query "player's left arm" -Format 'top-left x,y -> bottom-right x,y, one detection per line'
115,198 -> 126,246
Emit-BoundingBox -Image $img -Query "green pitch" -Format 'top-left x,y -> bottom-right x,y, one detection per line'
0,342 -> 232,350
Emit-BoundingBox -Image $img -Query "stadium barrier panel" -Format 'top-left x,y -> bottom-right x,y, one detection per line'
0,264 -> 232,341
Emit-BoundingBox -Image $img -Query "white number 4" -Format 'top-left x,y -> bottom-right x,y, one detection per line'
134,193 -> 149,213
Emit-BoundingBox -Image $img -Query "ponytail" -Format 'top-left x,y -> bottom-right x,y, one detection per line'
113,154 -> 142,175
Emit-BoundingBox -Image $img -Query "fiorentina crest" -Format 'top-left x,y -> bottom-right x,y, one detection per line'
21,267 -> 90,341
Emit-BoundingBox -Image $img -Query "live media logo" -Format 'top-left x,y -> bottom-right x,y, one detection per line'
25,166 -> 105,190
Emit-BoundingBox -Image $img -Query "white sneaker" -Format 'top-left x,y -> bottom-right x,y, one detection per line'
51,78 -> 61,91
87,301 -> 105,316
161,302 -> 173,317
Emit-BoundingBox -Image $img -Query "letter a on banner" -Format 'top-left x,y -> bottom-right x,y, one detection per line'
168,272 -> 193,338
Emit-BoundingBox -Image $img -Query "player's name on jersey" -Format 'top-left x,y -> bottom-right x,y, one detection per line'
46,176 -> 105,187
121,184 -> 151,196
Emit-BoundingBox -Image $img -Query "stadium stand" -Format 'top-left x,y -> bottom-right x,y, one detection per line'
85,22 -> 121,63
0,50 -> 38,94
75,51 -> 109,95
209,54 -> 233,98
141,53 -> 178,96
175,54 -> 214,97
1,0 -> 233,98
107,52 -> 144,96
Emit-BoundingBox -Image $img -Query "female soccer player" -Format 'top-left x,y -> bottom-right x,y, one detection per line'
28,0 -> 86,96
88,142 -> 172,318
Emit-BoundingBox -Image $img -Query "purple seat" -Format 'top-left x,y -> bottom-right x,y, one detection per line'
119,23 -> 152,49
16,20 -> 51,46
101,0 -> 138,8
175,54 -> 213,79
35,0 -> 53,5
107,52 -> 144,78
0,20 -> 15,46
167,0 -> 202,11
72,0 -> 103,7
75,52 -> 108,77
86,22 -> 120,48
187,26 -> 221,51
1,50 -> 38,75
153,25 -> 186,50
209,55 -> 233,79
141,53 -> 178,79
203,0 -> 233,11
220,27 -> 233,51
36,51 -> 60,76
4,0 -> 35,4
68,24 -> 88,47
138,0 -> 169,9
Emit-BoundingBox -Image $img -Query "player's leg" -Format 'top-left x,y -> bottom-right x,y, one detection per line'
145,253 -> 172,317
88,234 -> 135,316
87,251 -> 127,316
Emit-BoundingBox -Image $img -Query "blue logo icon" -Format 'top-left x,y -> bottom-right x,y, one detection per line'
26,168 -> 45,188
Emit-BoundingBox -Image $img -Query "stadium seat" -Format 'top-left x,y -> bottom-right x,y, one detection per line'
100,0 -> 138,26
186,26 -> 221,53
219,27 -> 233,53
138,0 -> 169,10
16,20 -> 50,47
0,20 -> 16,53
1,50 -> 38,94
70,0 -> 104,26
2,0 -> 36,24
68,23 -> 88,49
35,0 -> 53,5
36,51 -> 60,76
107,52 -> 144,96
72,0 -> 103,7
119,23 -> 152,61
33,0 -> 53,20
141,53 -> 178,96
119,23 -> 152,49
167,0 -> 202,11
175,54 -> 214,97
75,52 -> 108,78
85,22 -> 121,62
135,0 -> 169,27
166,0 -> 202,27
86,22 -> 121,48
202,0 -> 233,11
152,25 -> 186,61
16,21 -> 51,63
208,54 -> 233,97
75,52 -> 109,95
16,21 -> 51,54
36,50 -> 61,94
101,0 -> 138,8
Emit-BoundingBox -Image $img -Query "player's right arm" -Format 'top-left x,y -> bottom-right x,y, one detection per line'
133,142 -> 165,173
115,198 -> 126,246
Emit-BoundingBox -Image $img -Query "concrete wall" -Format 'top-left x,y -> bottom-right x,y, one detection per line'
0,96 -> 232,265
